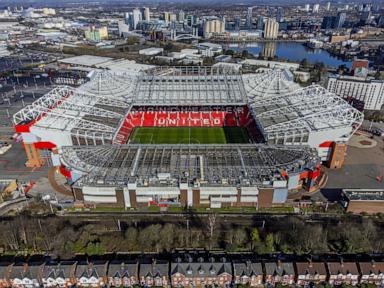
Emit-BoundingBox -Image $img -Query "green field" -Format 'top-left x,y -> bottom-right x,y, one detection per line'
130,127 -> 250,144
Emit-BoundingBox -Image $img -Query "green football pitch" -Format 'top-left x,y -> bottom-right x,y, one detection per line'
130,127 -> 250,144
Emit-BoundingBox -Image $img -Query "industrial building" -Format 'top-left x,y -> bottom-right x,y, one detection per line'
13,66 -> 363,209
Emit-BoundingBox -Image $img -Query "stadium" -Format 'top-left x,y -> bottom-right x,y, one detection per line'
13,66 -> 363,209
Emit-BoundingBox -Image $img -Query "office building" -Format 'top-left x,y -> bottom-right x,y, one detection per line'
321,16 -> 334,29
335,12 -> 346,29
126,9 -> 142,30
84,26 -> 108,42
304,4 -> 310,12
178,10 -> 185,22
276,7 -> 284,22
326,2 -> 331,11
327,75 -> 384,111
203,19 -> 225,38
142,7 -> 150,21
246,7 -> 253,29
163,12 -> 170,23
234,16 -> 241,31
263,18 -> 279,39
256,16 -> 264,30
313,4 -> 320,13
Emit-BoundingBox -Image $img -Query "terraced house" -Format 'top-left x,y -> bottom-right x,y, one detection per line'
107,261 -> 138,287
359,261 -> 384,286
233,260 -> 263,287
264,261 -> 295,286
295,260 -> 327,286
170,257 -> 232,287
327,260 -> 359,286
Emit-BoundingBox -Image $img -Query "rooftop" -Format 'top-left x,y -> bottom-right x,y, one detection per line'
343,189 -> 384,201
60,144 -> 319,187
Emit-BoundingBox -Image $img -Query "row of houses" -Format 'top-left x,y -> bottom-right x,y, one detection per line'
1,256 -> 384,288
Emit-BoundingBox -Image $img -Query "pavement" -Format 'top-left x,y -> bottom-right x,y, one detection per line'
320,133 -> 384,202
0,140 -> 49,181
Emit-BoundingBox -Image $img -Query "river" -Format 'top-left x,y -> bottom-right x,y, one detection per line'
224,41 -> 352,69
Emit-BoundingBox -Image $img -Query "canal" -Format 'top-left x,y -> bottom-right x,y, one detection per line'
225,41 -> 352,69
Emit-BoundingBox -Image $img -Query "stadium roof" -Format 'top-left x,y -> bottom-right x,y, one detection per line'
60,144 -> 319,187
13,67 -> 363,146
243,69 -> 364,139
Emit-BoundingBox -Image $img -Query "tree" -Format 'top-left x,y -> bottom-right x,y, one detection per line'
250,228 -> 260,242
125,227 -> 139,251
300,58 -> 309,69
265,234 -> 275,252
250,228 -> 260,251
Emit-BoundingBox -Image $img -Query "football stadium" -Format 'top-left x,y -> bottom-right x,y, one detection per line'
13,66 -> 363,209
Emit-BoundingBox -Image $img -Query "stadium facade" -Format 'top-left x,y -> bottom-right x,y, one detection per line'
13,66 -> 363,209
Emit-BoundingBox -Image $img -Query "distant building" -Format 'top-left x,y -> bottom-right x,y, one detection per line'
263,18 -> 279,39
322,16 -> 334,29
256,16 -> 264,30
327,75 -> 384,110
335,12 -> 346,29
84,26 -> 108,42
125,9 -> 142,30
322,12 -> 346,29
132,8 -> 142,30
276,7 -> 284,22
163,12 -> 170,24
313,4 -> 320,13
142,7 -> 150,21
304,4 -> 310,12
234,16 -> 241,31
178,10 -> 185,22
203,19 -> 225,39
117,20 -> 129,36
352,59 -> 369,71
326,2 -> 331,11
139,47 -> 164,56
197,42 -> 223,57
246,7 -> 253,29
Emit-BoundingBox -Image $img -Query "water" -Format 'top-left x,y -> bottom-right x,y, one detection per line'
225,41 -> 352,69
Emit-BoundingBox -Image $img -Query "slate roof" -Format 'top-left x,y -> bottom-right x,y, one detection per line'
233,260 -> 263,277
108,260 -> 138,278
327,261 -> 359,275
295,261 -> 327,276
75,261 -> 107,279
0,262 -> 11,279
359,261 -> 384,275
140,261 -> 169,278
42,261 -> 76,279
264,262 -> 295,276
9,263 -> 27,279
171,257 -> 232,278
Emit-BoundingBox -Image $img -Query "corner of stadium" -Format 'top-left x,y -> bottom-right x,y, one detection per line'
13,66 -> 363,209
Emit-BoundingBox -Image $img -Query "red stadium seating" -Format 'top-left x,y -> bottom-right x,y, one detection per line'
114,106 -> 257,144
